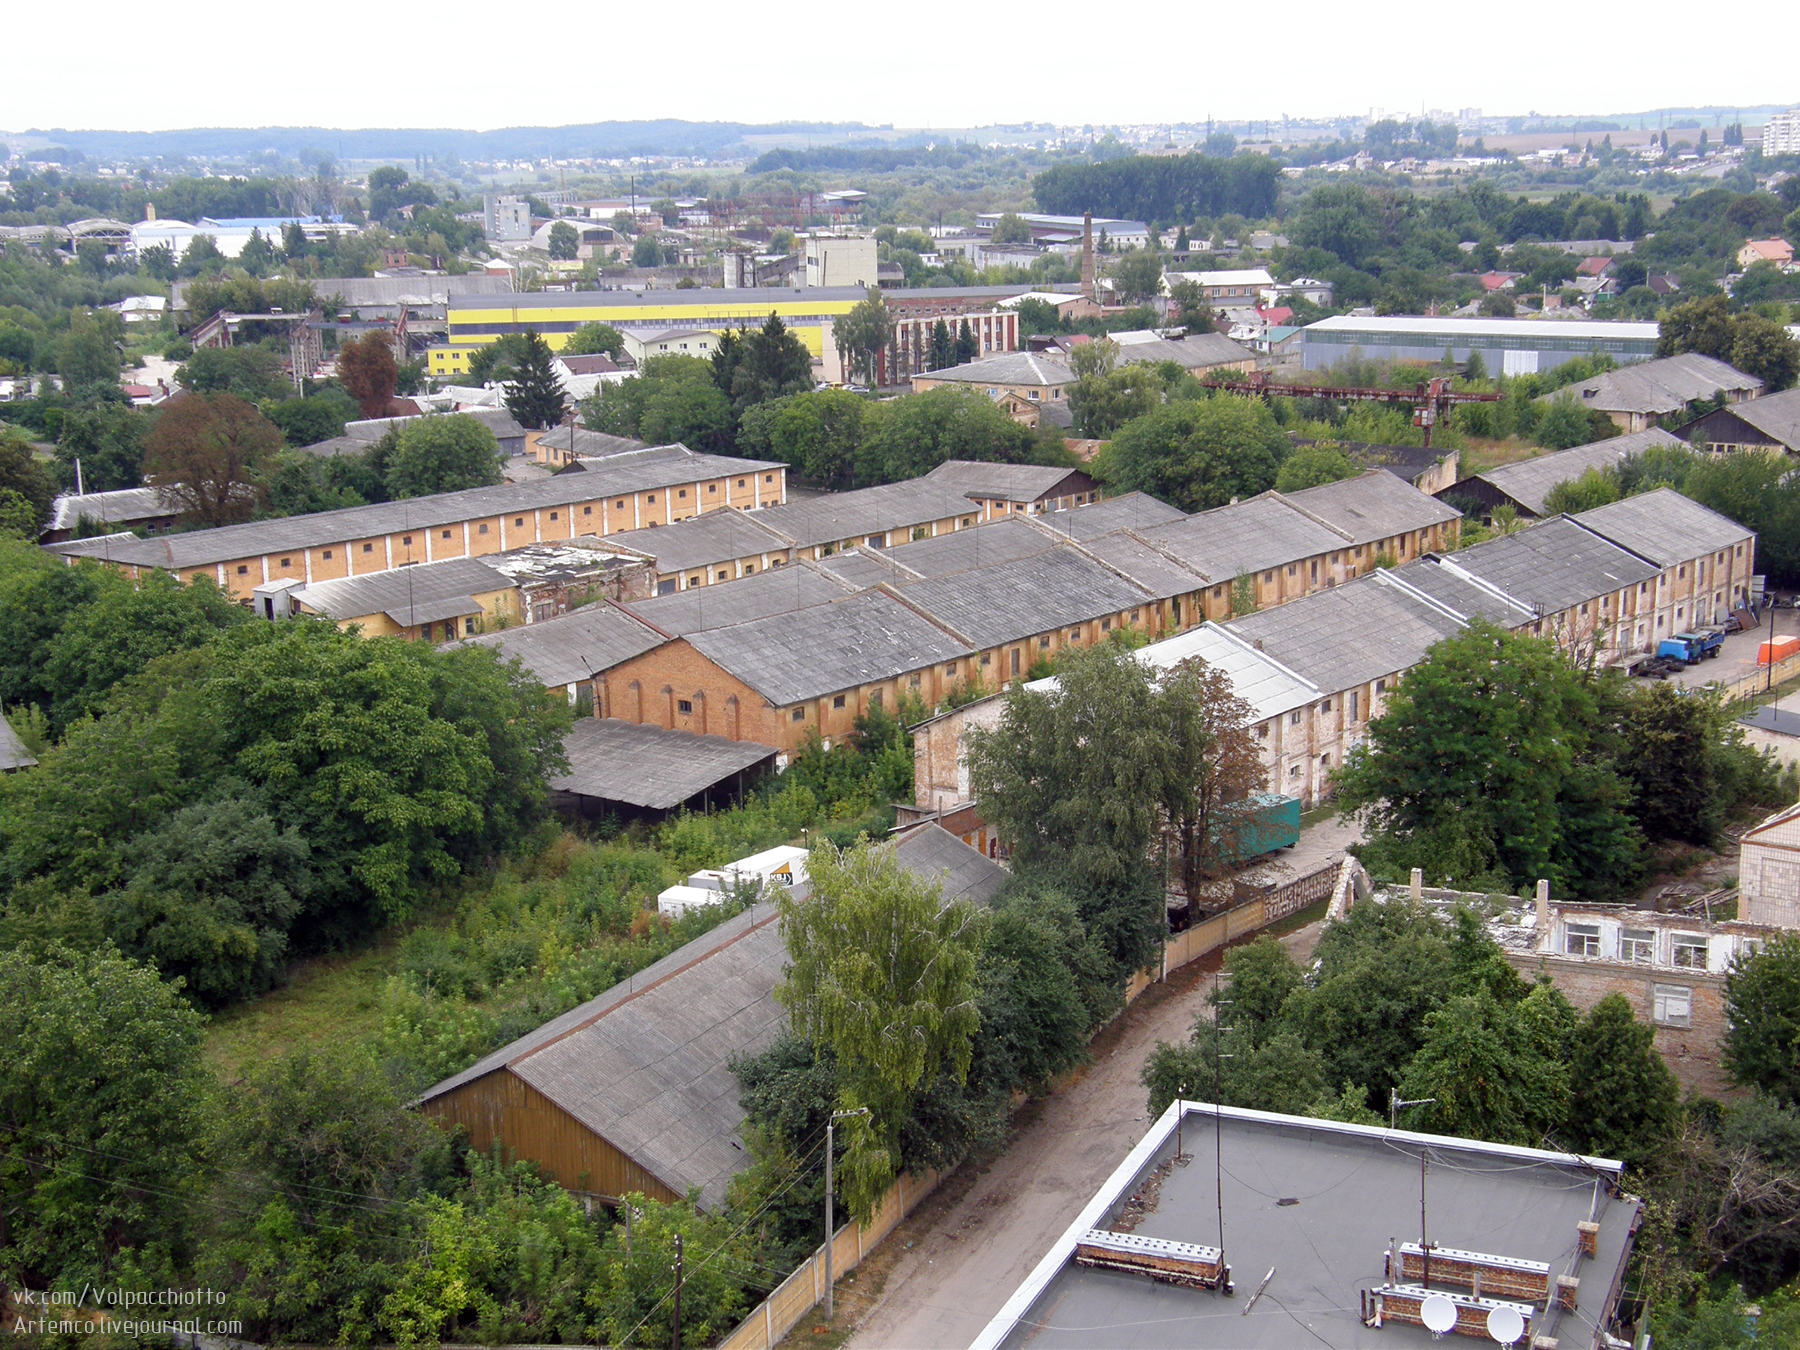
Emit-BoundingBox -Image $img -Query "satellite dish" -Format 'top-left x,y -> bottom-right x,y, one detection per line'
1487,1304 -> 1525,1345
1421,1294 -> 1458,1336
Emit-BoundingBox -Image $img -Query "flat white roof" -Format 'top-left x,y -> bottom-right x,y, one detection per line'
1304,315 -> 1661,340
1174,268 -> 1275,288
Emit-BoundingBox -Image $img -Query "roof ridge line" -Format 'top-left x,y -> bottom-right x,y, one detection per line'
876,582 -> 980,649
1267,487 -> 1359,543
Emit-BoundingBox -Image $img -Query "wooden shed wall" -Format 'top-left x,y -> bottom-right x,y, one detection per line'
421,1069 -> 681,1204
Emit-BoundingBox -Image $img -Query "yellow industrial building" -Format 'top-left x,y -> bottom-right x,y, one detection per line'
429,286 -> 869,378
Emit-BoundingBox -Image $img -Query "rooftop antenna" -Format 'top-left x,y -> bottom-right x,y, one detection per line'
1212,970 -> 1233,1294
1419,1149 -> 1434,1291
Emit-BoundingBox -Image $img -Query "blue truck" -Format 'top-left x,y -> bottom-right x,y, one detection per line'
1659,631 -> 1725,664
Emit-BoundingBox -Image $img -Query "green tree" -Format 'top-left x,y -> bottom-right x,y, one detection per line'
142,392 -> 282,526
238,226 -> 276,275
337,332 -> 400,419
0,490 -> 35,538
1275,444 -> 1360,492
562,322 -> 627,360
1564,993 -> 1679,1167
386,413 -> 504,497
1397,987 -> 1570,1145
0,426 -> 56,528
177,344 -> 292,401
713,313 -> 814,412
1110,249 -> 1166,306
501,331 -> 567,431
742,389 -> 867,489
1724,934 -> 1800,1104
546,220 -> 579,261
954,319 -> 977,365
267,386 -> 359,448
775,838 -> 986,1219
0,945 -> 207,1287
1168,278 -> 1214,333
856,386 -> 1041,485
1659,294 -> 1737,360
40,568 -> 247,732
1731,313 -> 1800,392
586,1196 -> 753,1348
832,292 -> 895,387
1542,466 -> 1622,514
465,334 -> 534,385
989,212 -> 1032,245
1535,394 -> 1596,450
1099,394 -> 1287,511
1334,621 -> 1642,896
631,235 -> 663,268
55,310 -> 120,390
1067,339 -> 1162,438
928,318 -> 955,371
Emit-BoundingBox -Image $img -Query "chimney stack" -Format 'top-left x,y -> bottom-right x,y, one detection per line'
1534,879 -> 1551,945
1081,212 -> 1095,303
1410,868 -> 1423,903
145,202 -> 157,222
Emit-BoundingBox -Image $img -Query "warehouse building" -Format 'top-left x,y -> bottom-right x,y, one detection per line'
1299,315 -> 1661,374
1682,385 -> 1800,455
44,445 -> 787,601
1544,352 -> 1762,433
416,825 -> 1008,1210
1453,427 -> 1687,519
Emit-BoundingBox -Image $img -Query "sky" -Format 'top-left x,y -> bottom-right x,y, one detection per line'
7,2 -> 1796,134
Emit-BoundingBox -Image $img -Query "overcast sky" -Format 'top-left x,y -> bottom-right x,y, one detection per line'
7,3 -> 1795,134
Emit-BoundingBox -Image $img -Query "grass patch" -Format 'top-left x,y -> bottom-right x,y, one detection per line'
204,933 -> 400,1079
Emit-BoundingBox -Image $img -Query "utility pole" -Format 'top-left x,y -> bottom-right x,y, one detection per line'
824,1106 -> 870,1321
671,1232 -> 683,1350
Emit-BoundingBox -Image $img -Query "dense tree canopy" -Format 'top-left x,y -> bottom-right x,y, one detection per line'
1098,393 -> 1288,511
143,392 -> 282,526
385,413 -> 504,497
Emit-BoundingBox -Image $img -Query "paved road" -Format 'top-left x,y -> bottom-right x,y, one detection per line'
842,819 -> 1355,1350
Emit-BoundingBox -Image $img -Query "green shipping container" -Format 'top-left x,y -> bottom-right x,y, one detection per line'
1214,793 -> 1301,864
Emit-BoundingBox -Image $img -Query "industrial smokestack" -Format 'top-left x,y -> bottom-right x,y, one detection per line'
1082,213 -> 1095,303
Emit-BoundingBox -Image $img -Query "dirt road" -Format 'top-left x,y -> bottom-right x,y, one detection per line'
841,912 -> 1331,1350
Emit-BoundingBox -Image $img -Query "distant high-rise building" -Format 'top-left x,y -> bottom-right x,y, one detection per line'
1763,110 -> 1800,156
483,196 -> 532,244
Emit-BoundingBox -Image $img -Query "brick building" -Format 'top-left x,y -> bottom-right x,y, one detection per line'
46,445 -> 786,602
1739,802 -> 1800,928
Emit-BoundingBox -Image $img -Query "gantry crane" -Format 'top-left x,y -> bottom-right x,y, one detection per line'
1202,372 -> 1502,448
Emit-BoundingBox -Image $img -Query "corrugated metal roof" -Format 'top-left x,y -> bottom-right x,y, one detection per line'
1075,532 -> 1211,601
450,286 -> 869,312
538,425 -> 651,459
881,517 -> 1060,579
1110,332 -> 1255,370
292,556 -> 509,624
810,547 -> 912,587
755,478 -> 981,549
1030,493 -> 1187,542
464,602 -> 666,688
1707,385 -> 1800,451
919,352 -> 1076,388
512,917 -> 789,1210
44,447 -> 778,571
1304,315 -> 1661,341
0,719 -> 37,772
1412,518 -> 1659,616
1474,428 -> 1687,516
622,562 -> 855,636
687,590 -> 972,707
1130,623 -> 1320,722
922,460 -> 1091,502
1144,495 -> 1342,581
1282,471 -> 1462,543
892,547 -> 1153,649
47,486 -> 176,532
1227,572 -> 1470,693
1574,487 -> 1753,566
551,718 -> 777,810
892,823 -> 1010,906
606,508 -> 794,574
1546,353 -> 1761,415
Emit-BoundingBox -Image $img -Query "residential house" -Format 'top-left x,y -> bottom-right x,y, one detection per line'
620,329 -> 721,366
1166,267 -> 1275,308
1737,239 -> 1795,270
